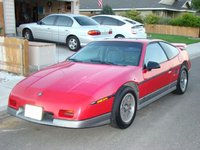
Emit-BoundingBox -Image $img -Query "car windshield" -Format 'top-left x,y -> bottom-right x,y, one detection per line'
74,16 -> 99,26
68,41 -> 143,66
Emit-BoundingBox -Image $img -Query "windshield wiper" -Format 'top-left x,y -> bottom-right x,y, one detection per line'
90,59 -> 126,66
67,58 -> 83,62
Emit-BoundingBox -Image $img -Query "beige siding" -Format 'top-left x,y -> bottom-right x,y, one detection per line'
3,0 -> 16,35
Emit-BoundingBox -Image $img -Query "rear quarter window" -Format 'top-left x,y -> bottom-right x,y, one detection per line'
159,42 -> 179,59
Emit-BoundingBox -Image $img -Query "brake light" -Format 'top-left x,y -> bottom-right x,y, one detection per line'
88,30 -> 101,36
59,110 -> 74,118
109,30 -> 112,34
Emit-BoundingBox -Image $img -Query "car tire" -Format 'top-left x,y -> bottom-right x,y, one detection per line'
111,86 -> 137,129
174,65 -> 188,94
67,36 -> 81,51
23,29 -> 33,41
115,35 -> 125,38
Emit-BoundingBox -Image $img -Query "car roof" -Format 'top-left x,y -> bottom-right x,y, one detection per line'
92,15 -> 142,25
48,14 -> 88,17
96,38 -> 163,44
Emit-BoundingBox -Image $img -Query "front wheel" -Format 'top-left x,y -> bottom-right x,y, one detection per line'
23,29 -> 33,41
174,65 -> 188,94
111,86 -> 137,129
67,36 -> 81,51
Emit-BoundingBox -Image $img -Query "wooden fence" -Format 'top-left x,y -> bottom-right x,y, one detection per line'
0,37 -> 29,76
145,24 -> 200,38
0,2 -> 4,36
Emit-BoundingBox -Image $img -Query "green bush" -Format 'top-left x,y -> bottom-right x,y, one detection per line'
122,10 -> 143,23
100,5 -> 115,15
158,17 -> 171,25
144,14 -> 159,24
169,13 -> 200,27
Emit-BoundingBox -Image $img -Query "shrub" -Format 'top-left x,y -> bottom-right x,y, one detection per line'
169,13 -> 200,27
100,5 -> 115,15
122,10 -> 143,23
144,14 -> 159,24
158,17 -> 171,25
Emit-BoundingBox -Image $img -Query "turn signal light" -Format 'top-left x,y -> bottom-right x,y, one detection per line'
59,110 -> 74,118
9,98 -> 17,108
91,97 -> 109,105
88,30 -> 101,36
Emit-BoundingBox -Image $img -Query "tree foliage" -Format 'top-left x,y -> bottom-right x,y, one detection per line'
122,10 -> 143,23
100,5 -> 115,15
192,0 -> 200,12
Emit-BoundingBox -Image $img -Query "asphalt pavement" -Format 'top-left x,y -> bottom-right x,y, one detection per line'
0,42 -> 200,112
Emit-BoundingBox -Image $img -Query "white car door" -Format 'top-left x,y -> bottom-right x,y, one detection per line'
54,16 -> 73,43
34,15 -> 57,41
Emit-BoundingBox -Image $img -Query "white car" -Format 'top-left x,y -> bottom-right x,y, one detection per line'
17,14 -> 112,51
91,15 -> 147,39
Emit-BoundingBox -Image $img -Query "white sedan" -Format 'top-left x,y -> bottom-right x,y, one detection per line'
91,15 -> 147,39
17,14 -> 112,51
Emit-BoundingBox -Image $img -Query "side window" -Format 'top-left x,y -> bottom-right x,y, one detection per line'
159,42 -> 179,59
92,17 -> 104,24
144,43 -> 168,65
56,16 -> 73,27
41,16 -> 56,25
102,17 -> 124,26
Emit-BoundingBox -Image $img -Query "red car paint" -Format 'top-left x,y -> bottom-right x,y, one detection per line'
8,39 -> 191,123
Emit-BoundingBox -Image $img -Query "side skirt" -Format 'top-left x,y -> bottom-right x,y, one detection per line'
138,81 -> 177,110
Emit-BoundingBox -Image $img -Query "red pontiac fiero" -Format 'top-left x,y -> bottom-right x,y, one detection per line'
7,39 -> 191,129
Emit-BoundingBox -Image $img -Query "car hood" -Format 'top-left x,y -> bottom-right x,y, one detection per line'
12,61 -> 140,100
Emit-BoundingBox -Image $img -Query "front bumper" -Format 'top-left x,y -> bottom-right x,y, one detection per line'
7,107 -> 111,128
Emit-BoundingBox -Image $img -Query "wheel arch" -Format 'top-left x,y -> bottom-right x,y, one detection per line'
114,81 -> 139,106
22,28 -> 32,36
114,34 -> 125,38
66,34 -> 79,42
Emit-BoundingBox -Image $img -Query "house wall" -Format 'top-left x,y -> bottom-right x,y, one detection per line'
3,0 -> 16,36
0,0 -> 4,35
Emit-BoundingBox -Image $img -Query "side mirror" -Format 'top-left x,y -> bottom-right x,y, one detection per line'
37,21 -> 42,25
146,61 -> 160,71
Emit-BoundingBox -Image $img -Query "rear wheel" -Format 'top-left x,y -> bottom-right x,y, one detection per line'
67,36 -> 80,51
111,86 -> 137,129
23,29 -> 33,41
174,65 -> 188,94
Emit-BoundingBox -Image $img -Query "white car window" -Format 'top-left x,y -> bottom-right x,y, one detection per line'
41,16 -> 57,25
56,16 -> 73,27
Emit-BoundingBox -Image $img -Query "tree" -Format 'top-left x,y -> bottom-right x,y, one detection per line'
122,10 -> 143,23
100,5 -> 115,15
192,0 -> 200,12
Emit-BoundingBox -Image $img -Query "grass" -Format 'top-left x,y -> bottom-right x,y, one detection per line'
148,33 -> 200,44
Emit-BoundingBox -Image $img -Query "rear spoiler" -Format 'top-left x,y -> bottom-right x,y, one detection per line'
172,43 -> 187,51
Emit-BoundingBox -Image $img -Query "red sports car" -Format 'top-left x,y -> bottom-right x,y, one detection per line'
7,39 -> 191,129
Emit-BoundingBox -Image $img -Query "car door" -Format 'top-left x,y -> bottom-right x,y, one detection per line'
139,42 -> 173,99
34,15 -> 57,41
54,16 -> 73,43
